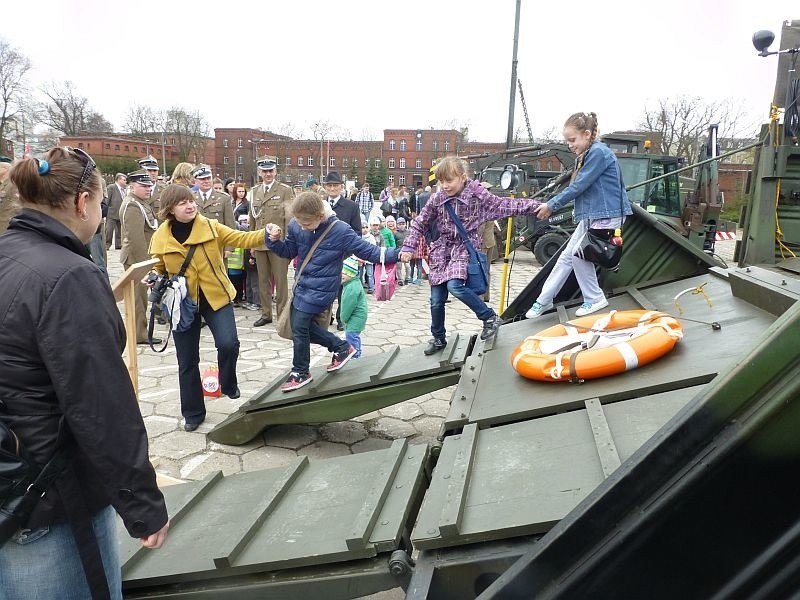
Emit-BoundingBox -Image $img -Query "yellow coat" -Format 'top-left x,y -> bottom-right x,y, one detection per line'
149,214 -> 265,311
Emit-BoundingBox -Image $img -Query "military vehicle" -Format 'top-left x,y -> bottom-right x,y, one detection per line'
119,20 -> 800,600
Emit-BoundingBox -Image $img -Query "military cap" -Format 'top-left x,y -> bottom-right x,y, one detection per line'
305,178 -> 318,188
138,155 -> 159,170
127,170 -> 155,186
192,165 -> 213,179
0,155 -> 12,164
256,156 -> 277,171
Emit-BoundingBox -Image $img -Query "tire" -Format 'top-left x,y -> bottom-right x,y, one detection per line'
533,231 -> 569,266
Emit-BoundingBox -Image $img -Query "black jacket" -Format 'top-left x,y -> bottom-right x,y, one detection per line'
0,209 -> 167,538
332,196 -> 363,234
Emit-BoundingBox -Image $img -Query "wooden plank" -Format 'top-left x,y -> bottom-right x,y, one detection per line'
585,398 -> 622,477
213,457 -> 308,568
346,439 -> 407,550
438,423 -> 478,537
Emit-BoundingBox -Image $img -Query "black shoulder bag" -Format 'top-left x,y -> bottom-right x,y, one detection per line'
0,417 -> 69,546
444,200 -> 489,295
574,162 -> 626,271
148,245 -> 197,352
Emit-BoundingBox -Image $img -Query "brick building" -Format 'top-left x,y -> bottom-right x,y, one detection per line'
58,133 -> 214,176
214,127 -> 509,189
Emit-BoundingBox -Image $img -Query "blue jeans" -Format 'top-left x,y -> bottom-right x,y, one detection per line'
173,298 -> 239,424
86,232 -> 106,273
363,263 -> 374,292
430,279 -> 495,340
345,331 -> 362,358
291,306 -> 349,375
0,505 -> 121,599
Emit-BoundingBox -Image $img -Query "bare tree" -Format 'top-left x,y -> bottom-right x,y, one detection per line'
0,40 -> 32,145
638,96 -> 752,164
164,107 -> 209,162
40,81 -> 113,135
123,103 -> 159,135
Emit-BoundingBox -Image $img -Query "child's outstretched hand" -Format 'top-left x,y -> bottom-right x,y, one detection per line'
399,252 -> 413,262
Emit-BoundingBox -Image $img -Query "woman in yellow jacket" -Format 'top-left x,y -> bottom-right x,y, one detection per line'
147,185 -> 267,431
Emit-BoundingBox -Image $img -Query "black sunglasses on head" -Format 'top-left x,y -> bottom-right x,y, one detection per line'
63,146 -> 97,200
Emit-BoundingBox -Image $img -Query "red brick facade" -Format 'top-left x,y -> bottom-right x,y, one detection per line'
59,133 -> 215,175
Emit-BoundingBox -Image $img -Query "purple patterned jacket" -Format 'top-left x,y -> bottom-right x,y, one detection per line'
401,180 -> 540,285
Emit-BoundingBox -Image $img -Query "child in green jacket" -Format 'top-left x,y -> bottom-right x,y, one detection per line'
340,255 -> 368,357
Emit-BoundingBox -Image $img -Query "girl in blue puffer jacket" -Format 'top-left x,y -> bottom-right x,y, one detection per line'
266,192 -> 399,392
526,112 -> 632,319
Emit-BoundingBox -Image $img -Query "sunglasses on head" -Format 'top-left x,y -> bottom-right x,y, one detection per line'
64,146 -> 97,200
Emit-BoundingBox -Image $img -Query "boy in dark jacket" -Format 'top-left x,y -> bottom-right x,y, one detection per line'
266,192 -> 398,391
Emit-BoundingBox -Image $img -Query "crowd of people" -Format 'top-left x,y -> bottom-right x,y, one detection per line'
0,111 -> 628,597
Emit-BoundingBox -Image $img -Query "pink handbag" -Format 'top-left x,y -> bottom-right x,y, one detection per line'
374,261 -> 397,301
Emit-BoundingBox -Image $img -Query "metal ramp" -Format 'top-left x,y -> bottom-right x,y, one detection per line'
449,269 -> 779,435
121,439 -> 427,599
209,333 -> 474,445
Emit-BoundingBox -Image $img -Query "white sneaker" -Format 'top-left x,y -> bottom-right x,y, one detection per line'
525,301 -> 553,319
575,299 -> 609,317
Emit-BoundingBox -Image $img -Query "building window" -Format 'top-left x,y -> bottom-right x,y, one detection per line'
416,139 -> 422,151
388,175 -> 394,183
237,155 -> 243,165
285,156 -> 291,166
444,140 -> 450,151
400,140 -> 407,151
353,159 -> 358,168
298,156 -> 304,166
415,158 -> 422,169
105,143 -> 110,149
431,159 -> 436,166
224,172 -> 229,179
389,139 -> 395,150
399,158 -> 406,169
115,144 -> 120,150
389,157 -> 395,169
224,156 -> 229,164
237,138 -> 243,148
342,157 -> 349,168
78,143 -> 84,149
308,156 -> 314,166
375,159 -> 381,167
432,140 -> 438,151
329,157 -> 335,167
223,138 -> 228,148
171,138 -> 175,145
399,175 -> 405,185
133,147 -> 137,152
123,145 -> 128,151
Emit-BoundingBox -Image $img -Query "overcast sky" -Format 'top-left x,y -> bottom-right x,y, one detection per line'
2,1 -> 797,142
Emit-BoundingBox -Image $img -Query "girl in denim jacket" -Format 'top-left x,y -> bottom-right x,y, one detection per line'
526,112 -> 632,318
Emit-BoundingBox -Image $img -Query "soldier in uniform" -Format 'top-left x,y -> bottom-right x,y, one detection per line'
0,156 -> 21,234
120,170 -> 161,344
250,156 -> 293,326
192,165 -> 235,228
138,155 -> 167,220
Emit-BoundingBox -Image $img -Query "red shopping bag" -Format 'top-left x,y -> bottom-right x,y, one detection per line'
201,365 -> 221,398
374,261 -> 397,301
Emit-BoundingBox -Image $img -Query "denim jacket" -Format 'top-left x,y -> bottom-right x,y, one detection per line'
547,142 -> 632,222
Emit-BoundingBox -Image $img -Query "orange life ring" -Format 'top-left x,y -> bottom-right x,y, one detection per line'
511,310 -> 683,382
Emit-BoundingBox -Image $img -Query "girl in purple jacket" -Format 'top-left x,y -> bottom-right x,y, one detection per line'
399,156 -> 540,355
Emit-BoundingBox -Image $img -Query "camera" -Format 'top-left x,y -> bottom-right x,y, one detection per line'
147,273 -> 172,304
